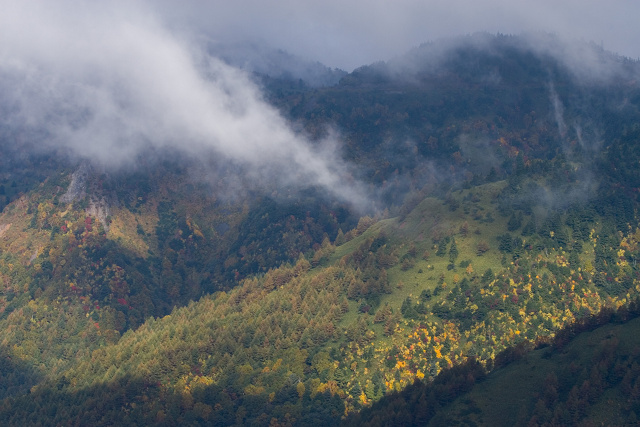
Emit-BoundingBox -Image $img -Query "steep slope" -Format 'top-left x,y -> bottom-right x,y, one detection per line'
0,157 -> 358,408
271,33 -> 640,207
0,33 -> 640,425
347,306 -> 640,426
2,173 -> 640,425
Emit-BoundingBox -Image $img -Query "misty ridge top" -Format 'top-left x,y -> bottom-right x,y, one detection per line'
203,32 -> 640,91
338,32 -> 640,88
0,30 -> 636,218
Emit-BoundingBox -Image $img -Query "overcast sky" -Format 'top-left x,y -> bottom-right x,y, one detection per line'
156,0 -> 638,70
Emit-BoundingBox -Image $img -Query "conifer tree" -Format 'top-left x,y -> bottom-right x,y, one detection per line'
449,238 -> 459,264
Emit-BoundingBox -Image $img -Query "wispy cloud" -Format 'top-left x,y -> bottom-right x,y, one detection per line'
0,1 -> 371,210
548,81 -> 567,138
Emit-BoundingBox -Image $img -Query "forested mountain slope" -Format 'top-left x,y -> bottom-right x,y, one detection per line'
1,33 -> 640,425
347,304 -> 640,426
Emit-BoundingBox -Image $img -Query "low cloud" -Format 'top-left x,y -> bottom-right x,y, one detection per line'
548,81 -> 567,138
0,1 -> 370,210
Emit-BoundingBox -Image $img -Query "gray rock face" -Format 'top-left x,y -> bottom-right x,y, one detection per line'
60,163 -> 90,204
86,195 -> 110,232
60,163 -> 111,231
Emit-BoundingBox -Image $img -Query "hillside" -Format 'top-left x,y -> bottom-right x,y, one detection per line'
2,174 -> 639,424
0,33 -> 640,425
347,304 -> 640,426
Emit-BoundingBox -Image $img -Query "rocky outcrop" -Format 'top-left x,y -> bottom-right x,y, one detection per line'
60,163 -> 90,204
86,195 -> 111,232
61,164 -> 112,232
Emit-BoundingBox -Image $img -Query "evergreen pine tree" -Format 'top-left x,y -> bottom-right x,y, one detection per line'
449,238 -> 459,264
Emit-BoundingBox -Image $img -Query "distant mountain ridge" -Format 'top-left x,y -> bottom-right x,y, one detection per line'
344,32 -> 640,86
206,39 -> 347,87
